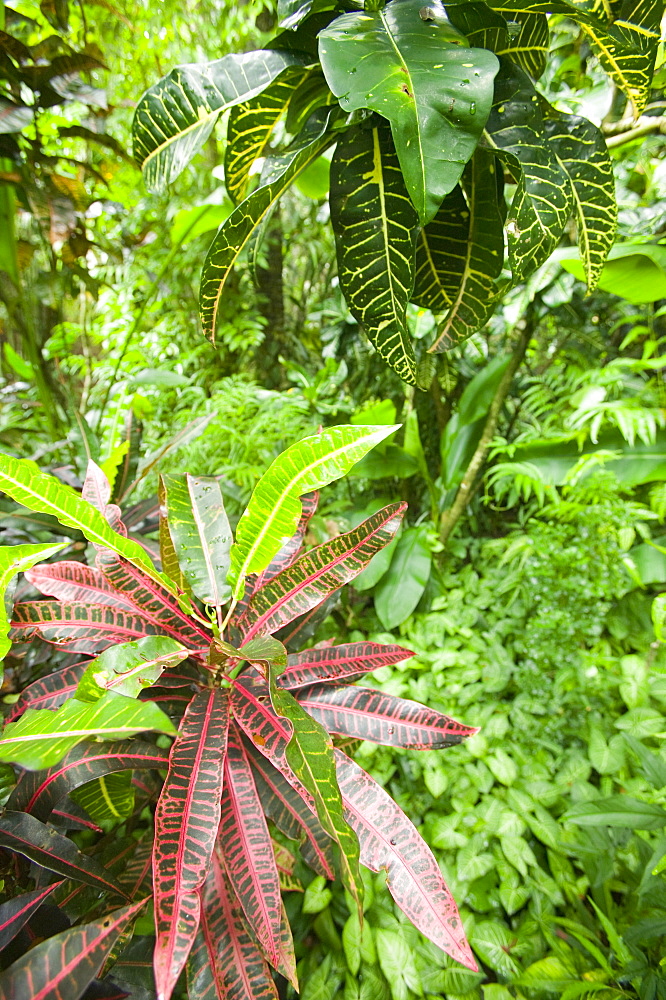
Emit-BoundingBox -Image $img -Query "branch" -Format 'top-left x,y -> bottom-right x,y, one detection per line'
605,117 -> 666,149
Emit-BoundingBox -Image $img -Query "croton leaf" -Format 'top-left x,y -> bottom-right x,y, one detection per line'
159,477 -> 191,598
0,691 -> 176,770
278,640 -> 414,690
0,542 -> 67,674
200,106 -> 339,343
153,688 -> 230,1000
429,149 -> 504,351
133,49 -> 311,192
161,474 -> 232,608
26,560 -> 137,610
239,503 -> 407,640
76,636 -> 189,702
10,601 -> 165,654
72,770 -> 135,826
411,184 -> 470,313
5,662 -> 89,722
0,899 -> 146,1000
0,97 -> 33,133
247,491 -> 319,597
497,11 -> 549,79
329,121 -> 419,386
0,882 -> 63,953
446,1 -> 509,53
227,424 -> 397,605
319,0 -> 499,224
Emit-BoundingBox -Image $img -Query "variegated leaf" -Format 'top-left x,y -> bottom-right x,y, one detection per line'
76,636 -> 189,702
5,660 -> 89,722
446,1 -> 509,51
278,641 -> 414,690
497,12 -> 549,78
0,542 -> 67,675
153,688 -> 230,1000
10,601 -> 165,654
412,185 -> 470,313
329,122 -> 418,385
297,685 -> 479,748
0,882 -> 63,953
246,491 -> 319,598
159,477 -> 191,597
26,561 -> 137,610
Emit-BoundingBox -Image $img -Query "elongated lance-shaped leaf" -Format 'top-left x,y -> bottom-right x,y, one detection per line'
26,561 -> 137,610
200,106 -> 339,342
429,149 -> 504,352
188,846 -> 279,1000
218,736 -> 285,967
153,688 -> 230,1000
279,641 -> 414,690
6,662 -> 89,722
541,103 -> 617,292
81,459 -> 124,533
72,770 -> 135,827
8,740 -> 169,820
334,750 -> 477,971
446,1 -> 509,52
76,636 -> 189,703
297,685 -> 479,748
329,122 -> 418,385
239,503 -> 406,641
0,882 -> 63,953
162,474 -> 232,608
285,68 -> 337,134
227,424 -> 397,606
0,811 -> 128,897
133,50 -> 311,192
0,899 -> 146,1000
412,185 -> 470,313
246,491 -> 319,598
497,12 -> 549,79
225,64 -> 313,204
243,736 -> 336,878
319,0 -> 498,224
159,477 -> 191,597
0,691 -> 176,770
0,453 -> 176,595
10,601 -> 167,654
0,542 -> 66,673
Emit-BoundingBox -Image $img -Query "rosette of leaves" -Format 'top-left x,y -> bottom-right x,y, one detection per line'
131,0 -> 660,384
0,425 -> 479,1000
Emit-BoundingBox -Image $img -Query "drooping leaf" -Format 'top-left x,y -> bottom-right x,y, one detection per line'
374,524 -> 432,629
0,882 -> 63,953
0,542 -> 67,673
411,184 -> 470,313
5,662 -> 90,722
72,770 -> 135,826
133,49 -> 311,192
319,0 -> 499,223
26,561 -> 137,610
153,688 -> 230,1000
0,811 -> 128,897
335,751 -> 477,970
227,425 -> 398,604
429,149 -> 504,351
0,899 -> 146,1000
76,636 -> 189,702
329,121 -> 418,385
541,103 -> 617,292
497,12 -> 549,78
239,503 -> 407,640
278,641 -> 414,690
200,106 -> 339,342
162,474 -> 232,607
10,601 -> 165,654
0,691 -> 176,770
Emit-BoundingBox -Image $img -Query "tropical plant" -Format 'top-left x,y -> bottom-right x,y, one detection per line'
0,425 -> 480,1000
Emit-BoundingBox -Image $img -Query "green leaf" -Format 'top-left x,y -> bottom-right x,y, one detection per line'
162,474 -> 233,607
319,0 -> 499,224
200,106 -> 339,342
563,795 -> 666,829
302,874 -> 333,914
412,184 -> 470,313
560,243 -> 666,303
374,928 -> 421,1000
0,542 -> 66,674
71,770 -> 135,825
374,526 -> 431,629
330,121 -> 418,385
446,2 -> 509,52
133,49 -> 311,192
429,149 -> 504,351
227,423 -> 398,604
0,453 -> 175,596
0,692 -> 176,770
76,636 -> 189,702
497,12 -> 549,79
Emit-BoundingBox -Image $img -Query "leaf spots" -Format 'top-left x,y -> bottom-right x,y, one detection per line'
253,732 -> 266,746
400,83 -> 413,98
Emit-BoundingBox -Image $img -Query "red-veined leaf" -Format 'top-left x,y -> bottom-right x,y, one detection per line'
0,812 -> 128,898
279,641 -> 414,690
52,801 -> 103,833
188,847 -> 279,1000
5,661 -> 89,722
0,898 -> 146,1000
26,562 -> 136,610
239,503 -> 407,640
82,460 -> 125,533
153,688 -> 230,1000
297,685 -> 479,748
231,674 -> 293,779
0,882 -> 63,952
10,602 -> 165,654
7,740 -> 169,820
334,750 -> 477,971
274,595 -> 336,651
218,736 -> 284,967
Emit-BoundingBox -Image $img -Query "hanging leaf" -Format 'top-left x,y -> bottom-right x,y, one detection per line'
0,882 -> 63,953
0,542 -> 66,676
26,561 -> 138,610
278,640 -> 414,690
319,0 -> 499,223
329,122 -> 419,385
133,49 -> 311,192
412,184 -> 470,313
75,636 -> 189,702
5,661 -> 90,721
10,601 -> 167,655
497,12 -> 549,78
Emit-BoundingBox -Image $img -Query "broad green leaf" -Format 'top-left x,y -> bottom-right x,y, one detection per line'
200,107 -> 339,342
319,0 -> 499,224
170,201 -> 232,245
560,243 -> 666,303
133,49 -> 311,192
76,636 -> 189,702
542,104 -> 616,291
162,474 -> 233,607
563,795 -> 666,829
374,526 -> 431,629
0,542 -> 66,673
227,424 -> 398,604
483,61 -> 571,280
0,691 -> 176,770
330,122 -> 418,385
412,184 -> 470,313
430,149 -> 504,351
0,453 -> 175,595
225,64 -> 313,204
497,12 -> 549,78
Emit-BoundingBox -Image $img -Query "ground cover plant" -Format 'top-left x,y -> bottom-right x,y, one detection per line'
0,425 -> 483,1000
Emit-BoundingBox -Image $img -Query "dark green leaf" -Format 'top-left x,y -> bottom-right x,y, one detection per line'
412,184 -> 470,313
497,12 -> 549,78
374,525 -> 432,629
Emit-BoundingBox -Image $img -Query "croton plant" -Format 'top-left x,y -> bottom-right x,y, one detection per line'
0,425 -> 478,1000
